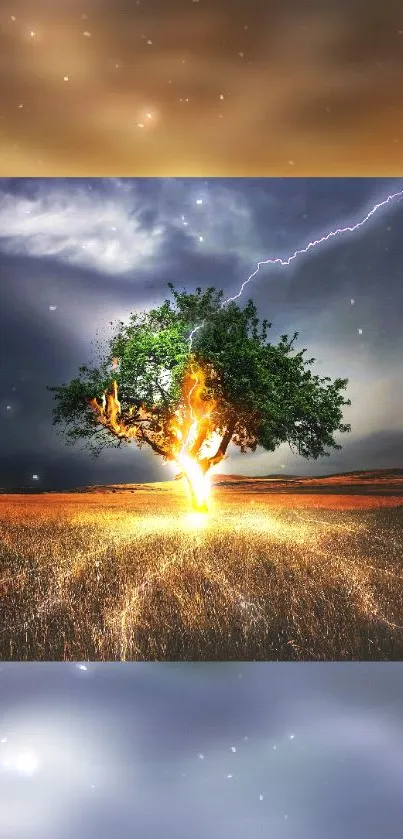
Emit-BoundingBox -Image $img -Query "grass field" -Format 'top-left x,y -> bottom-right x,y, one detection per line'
1,473 -> 403,661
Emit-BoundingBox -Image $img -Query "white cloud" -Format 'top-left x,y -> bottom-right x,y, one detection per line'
163,180 -> 271,267
0,179 -> 279,292
0,183 -> 164,275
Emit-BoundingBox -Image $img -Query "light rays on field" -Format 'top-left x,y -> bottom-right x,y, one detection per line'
0,487 -> 402,660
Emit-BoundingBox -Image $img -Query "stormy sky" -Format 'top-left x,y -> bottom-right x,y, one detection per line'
1,662 -> 403,839
2,0 -> 403,176
1,176 -> 403,490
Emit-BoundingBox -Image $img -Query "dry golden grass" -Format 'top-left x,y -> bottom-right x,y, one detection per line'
0,480 -> 402,661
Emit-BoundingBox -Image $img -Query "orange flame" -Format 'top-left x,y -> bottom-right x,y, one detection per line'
88,380 -> 141,439
169,365 -> 217,512
88,362 -> 221,513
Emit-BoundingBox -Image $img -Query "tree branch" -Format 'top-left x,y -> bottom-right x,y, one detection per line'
138,428 -> 171,458
198,416 -> 237,473
189,418 -> 210,458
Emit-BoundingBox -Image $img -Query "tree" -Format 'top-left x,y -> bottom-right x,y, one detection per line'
47,285 -> 351,511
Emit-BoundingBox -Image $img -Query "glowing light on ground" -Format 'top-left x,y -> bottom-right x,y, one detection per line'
1,486 -> 402,660
185,511 -> 211,530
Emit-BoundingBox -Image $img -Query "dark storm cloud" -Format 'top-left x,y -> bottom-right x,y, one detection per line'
1,1 -> 403,175
1,176 -> 403,489
1,662 -> 403,838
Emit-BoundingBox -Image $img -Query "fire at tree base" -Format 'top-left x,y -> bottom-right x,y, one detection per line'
188,495 -> 209,514
180,461 -> 211,514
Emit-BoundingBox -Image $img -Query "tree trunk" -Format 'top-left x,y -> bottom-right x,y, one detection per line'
186,476 -> 209,513
199,416 -> 237,474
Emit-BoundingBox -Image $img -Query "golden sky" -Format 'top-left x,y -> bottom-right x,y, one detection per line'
2,0 -> 403,175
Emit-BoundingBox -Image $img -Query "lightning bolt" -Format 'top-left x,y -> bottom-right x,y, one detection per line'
188,187 -> 403,349
179,186 -> 403,481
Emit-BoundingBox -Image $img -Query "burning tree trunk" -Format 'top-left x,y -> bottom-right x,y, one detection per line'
87,363 -> 237,513
181,458 -> 210,513
169,365 -> 238,512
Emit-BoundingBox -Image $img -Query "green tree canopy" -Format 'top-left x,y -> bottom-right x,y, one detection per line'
47,284 -> 351,473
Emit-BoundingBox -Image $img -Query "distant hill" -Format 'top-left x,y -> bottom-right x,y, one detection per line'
212,469 -> 403,483
210,473 -> 299,482
2,468 -> 403,494
211,468 -> 403,484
